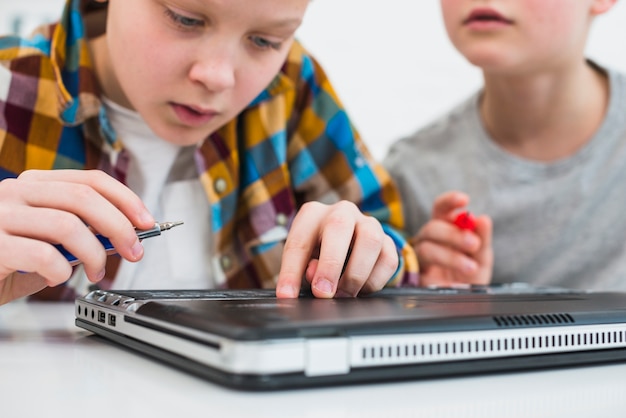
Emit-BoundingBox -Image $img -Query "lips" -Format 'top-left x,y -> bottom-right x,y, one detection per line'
464,8 -> 513,26
171,103 -> 219,127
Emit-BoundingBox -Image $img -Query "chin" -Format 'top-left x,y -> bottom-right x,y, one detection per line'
457,41 -> 516,67
465,52 -> 516,72
148,113 -> 212,145
150,124 -> 208,146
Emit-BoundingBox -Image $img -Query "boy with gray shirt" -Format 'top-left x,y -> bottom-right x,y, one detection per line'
385,0 -> 626,290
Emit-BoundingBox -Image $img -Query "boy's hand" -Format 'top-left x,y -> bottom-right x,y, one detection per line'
412,191 -> 493,287
0,169 -> 155,305
276,201 -> 399,299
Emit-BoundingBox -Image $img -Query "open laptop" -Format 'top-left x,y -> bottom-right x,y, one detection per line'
75,283 -> 626,390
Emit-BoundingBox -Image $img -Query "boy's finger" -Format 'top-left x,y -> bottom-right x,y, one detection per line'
335,216 -> 386,297
416,240 -> 478,276
15,180 -> 144,264
431,191 -> 469,219
310,205 -> 358,298
473,215 -> 494,282
18,169 -> 154,229
474,215 -> 493,250
358,235 -> 399,294
416,219 -> 480,254
276,203 -> 325,298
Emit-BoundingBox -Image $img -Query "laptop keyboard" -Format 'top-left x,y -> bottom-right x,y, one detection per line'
86,283 -> 584,304
376,282 -> 585,296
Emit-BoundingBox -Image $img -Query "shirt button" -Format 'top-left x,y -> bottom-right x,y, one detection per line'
220,256 -> 232,271
214,178 -> 227,194
276,213 -> 288,226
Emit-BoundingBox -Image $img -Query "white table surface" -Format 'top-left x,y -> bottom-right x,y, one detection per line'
2,300 -> 626,418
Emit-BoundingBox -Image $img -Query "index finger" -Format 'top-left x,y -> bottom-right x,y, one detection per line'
474,215 -> 493,258
18,169 -> 154,229
432,191 -> 470,220
18,170 -> 155,268
276,203 -> 325,298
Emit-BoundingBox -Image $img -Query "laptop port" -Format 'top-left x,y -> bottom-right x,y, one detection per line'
98,311 -> 106,323
108,314 -> 116,327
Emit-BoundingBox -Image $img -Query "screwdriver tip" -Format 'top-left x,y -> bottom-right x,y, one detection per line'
159,221 -> 184,231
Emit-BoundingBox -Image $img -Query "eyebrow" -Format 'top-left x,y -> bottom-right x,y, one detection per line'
185,0 -> 304,28
257,17 -> 303,30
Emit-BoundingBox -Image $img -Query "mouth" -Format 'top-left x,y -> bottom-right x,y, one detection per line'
463,8 -> 513,26
171,103 -> 219,127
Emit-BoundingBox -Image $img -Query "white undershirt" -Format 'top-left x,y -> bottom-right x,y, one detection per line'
99,98 -> 214,290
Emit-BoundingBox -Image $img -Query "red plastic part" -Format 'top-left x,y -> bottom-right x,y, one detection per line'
453,211 -> 476,231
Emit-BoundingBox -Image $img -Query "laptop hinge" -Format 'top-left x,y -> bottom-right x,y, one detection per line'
305,338 -> 350,376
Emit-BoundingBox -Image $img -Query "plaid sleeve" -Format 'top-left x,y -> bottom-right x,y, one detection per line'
0,0 -> 99,180
283,42 -> 419,287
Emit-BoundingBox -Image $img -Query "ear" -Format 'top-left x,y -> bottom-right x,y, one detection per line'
590,0 -> 617,16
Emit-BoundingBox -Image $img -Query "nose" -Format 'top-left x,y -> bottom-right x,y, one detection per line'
188,45 -> 236,92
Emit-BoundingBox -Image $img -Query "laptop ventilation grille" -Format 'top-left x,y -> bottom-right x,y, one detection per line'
353,325 -> 626,366
492,313 -> 575,327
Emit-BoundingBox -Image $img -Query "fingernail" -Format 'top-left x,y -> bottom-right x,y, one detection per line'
277,284 -> 296,297
96,269 -> 106,281
130,239 -> 143,260
462,259 -> 478,274
464,234 -> 479,248
140,210 -> 154,225
313,278 -> 333,296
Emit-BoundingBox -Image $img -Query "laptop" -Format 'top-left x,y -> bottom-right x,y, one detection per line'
74,283 -> 626,390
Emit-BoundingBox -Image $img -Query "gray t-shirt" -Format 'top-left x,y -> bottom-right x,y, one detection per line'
384,66 -> 626,290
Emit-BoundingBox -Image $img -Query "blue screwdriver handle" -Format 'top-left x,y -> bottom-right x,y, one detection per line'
54,234 -> 115,266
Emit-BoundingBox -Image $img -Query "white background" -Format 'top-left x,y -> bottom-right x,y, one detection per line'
2,0 -> 626,159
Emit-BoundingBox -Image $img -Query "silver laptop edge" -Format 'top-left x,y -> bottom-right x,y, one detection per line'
75,291 -> 626,378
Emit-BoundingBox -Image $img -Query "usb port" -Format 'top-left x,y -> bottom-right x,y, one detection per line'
108,314 -> 116,327
98,311 -> 106,323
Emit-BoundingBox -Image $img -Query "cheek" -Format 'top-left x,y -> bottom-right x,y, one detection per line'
232,53 -> 289,109
134,43 -> 182,83
525,0 -> 583,39
107,2 -> 187,91
111,34 -> 184,103
439,0 -> 469,49
526,13 -> 584,56
440,0 -> 461,31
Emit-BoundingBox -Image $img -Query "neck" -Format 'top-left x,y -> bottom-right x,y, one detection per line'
480,61 -> 609,161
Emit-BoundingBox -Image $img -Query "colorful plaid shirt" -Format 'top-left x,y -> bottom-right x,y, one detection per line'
0,0 -> 418,300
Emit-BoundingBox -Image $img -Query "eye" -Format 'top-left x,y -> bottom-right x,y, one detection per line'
164,8 -> 204,29
250,36 -> 282,51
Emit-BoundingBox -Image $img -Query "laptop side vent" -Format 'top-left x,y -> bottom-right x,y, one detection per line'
350,324 -> 626,368
492,313 -> 575,327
